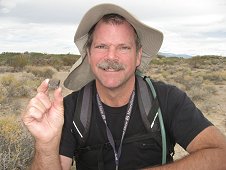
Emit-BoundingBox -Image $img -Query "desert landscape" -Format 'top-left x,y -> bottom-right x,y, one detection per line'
0,52 -> 226,169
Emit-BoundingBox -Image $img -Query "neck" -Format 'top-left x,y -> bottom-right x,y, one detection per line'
96,76 -> 136,107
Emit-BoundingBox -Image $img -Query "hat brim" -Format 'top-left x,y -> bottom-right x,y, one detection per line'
64,3 -> 163,91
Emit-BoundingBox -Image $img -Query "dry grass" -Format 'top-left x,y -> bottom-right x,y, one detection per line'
25,65 -> 57,79
0,115 -> 34,170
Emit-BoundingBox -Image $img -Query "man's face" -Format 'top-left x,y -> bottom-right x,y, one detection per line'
88,20 -> 142,90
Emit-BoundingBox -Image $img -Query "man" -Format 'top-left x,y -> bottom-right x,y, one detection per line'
22,3 -> 226,170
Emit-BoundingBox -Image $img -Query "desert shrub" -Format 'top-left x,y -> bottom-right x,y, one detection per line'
187,55 -> 226,69
187,84 -> 217,102
200,101 -> 213,114
6,54 -> 29,71
62,55 -> 78,66
187,56 -> 211,69
0,52 -> 80,70
0,74 -> 17,86
0,66 -> 14,73
0,115 -> 34,170
172,72 -> 203,90
0,85 -> 8,104
0,73 -> 43,115
187,57 -> 202,69
205,85 -> 217,95
28,54 -> 50,66
0,74 -> 31,98
48,58 -> 64,71
0,53 -> 21,66
25,66 -> 56,79
188,87 -> 207,101
22,74 -> 42,90
161,70 -> 170,79
202,71 -> 226,83
151,57 -> 182,65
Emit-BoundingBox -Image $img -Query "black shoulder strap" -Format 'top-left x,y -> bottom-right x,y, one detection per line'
136,76 -> 160,132
136,73 -> 167,164
72,81 -> 93,146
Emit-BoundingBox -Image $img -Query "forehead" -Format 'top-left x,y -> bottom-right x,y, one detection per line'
93,19 -> 136,38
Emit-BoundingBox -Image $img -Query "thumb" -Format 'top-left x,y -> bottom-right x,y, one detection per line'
52,87 -> 64,114
37,79 -> 49,94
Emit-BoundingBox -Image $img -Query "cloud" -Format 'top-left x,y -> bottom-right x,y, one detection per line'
146,6 -> 226,56
0,0 -> 28,13
0,0 -> 226,56
0,0 -> 16,13
0,20 -> 78,54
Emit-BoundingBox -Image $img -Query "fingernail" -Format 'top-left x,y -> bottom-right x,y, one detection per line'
45,79 -> 50,84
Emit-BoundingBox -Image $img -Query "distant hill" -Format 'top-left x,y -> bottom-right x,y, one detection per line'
159,52 -> 192,58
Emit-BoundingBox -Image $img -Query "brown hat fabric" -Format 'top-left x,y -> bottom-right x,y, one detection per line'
64,3 -> 163,91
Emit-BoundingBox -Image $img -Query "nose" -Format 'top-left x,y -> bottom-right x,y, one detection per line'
107,46 -> 118,60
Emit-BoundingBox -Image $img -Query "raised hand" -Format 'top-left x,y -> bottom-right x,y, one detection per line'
22,79 -> 64,144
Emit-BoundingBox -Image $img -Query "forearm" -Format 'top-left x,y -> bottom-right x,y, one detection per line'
30,136 -> 62,170
143,148 -> 226,170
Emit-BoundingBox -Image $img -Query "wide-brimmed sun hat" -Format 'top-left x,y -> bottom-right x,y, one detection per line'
64,3 -> 163,91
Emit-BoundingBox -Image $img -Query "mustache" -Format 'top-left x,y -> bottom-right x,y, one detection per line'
97,59 -> 125,71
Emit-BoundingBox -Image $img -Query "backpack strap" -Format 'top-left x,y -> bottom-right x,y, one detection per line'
136,76 -> 152,130
136,72 -> 167,164
136,76 -> 160,132
72,81 -> 93,147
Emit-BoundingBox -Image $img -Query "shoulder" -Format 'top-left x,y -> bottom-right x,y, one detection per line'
151,79 -> 197,121
151,80 -> 187,123
152,80 -> 200,117
152,80 -> 186,104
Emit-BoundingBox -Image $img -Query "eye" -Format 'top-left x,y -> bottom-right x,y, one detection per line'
121,46 -> 130,50
95,44 -> 107,49
118,45 -> 131,53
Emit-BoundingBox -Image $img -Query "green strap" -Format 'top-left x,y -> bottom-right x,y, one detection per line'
136,71 -> 167,164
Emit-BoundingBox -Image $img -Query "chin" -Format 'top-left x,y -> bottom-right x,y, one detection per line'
97,77 -> 123,89
102,80 -> 121,88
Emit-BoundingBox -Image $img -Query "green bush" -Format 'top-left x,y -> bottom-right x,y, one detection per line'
6,54 -> 29,71
151,57 -> 182,65
62,55 -> 78,66
187,55 -> 225,69
0,52 -> 80,70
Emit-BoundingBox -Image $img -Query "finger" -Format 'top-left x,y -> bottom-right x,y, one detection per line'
52,87 -> 64,114
30,96 -> 51,114
37,79 -> 49,94
26,106 -> 45,122
35,92 -> 52,110
23,101 -> 46,125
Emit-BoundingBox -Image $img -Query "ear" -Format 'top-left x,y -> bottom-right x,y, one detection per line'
136,48 -> 142,67
87,50 -> 91,64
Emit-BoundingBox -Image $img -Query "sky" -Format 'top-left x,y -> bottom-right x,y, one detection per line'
0,0 -> 226,56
